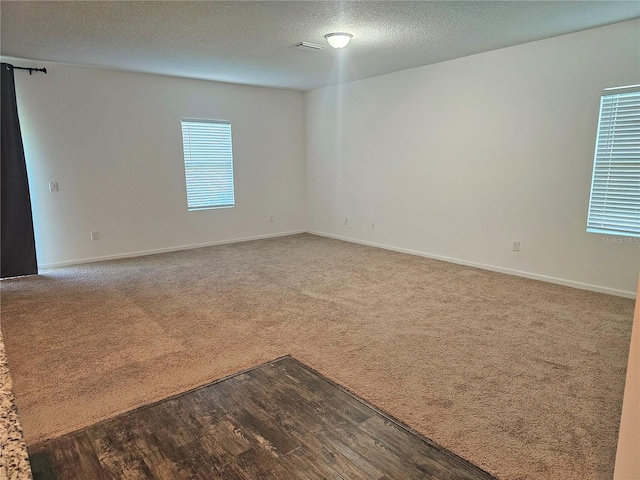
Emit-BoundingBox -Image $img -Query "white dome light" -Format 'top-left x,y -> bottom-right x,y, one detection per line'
325,32 -> 353,49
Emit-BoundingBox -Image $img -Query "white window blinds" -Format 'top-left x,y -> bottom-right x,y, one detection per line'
587,86 -> 640,237
181,119 -> 235,211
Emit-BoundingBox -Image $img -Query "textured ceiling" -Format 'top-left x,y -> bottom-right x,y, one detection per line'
1,1 -> 639,91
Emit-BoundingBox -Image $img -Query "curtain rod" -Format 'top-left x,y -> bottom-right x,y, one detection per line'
6,65 -> 47,75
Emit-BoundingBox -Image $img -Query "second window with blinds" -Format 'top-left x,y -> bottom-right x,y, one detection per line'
586,86 -> 639,238
181,118 -> 235,211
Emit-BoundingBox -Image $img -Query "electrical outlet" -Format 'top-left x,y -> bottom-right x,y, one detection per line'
269,215 -> 274,223
512,241 -> 520,252
91,231 -> 100,241
344,218 -> 349,225
49,182 -> 58,192
371,222 -> 376,228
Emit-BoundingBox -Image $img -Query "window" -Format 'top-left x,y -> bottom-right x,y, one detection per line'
587,86 -> 640,237
181,119 -> 235,211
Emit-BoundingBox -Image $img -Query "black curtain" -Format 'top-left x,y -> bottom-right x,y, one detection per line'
1,63 -> 37,278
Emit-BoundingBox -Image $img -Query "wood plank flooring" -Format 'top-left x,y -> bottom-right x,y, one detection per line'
28,356 -> 496,479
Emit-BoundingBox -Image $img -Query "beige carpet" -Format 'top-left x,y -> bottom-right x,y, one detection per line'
0,233 -> 634,480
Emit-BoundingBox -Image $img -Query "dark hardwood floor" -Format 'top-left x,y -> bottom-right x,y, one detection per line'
29,356 -> 496,479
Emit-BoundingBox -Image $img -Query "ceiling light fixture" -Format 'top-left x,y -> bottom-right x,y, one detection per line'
325,32 -> 353,49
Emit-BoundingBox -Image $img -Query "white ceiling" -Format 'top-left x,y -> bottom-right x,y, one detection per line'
1,1 -> 638,91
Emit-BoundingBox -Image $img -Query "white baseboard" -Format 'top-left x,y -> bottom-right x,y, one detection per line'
38,230 -> 307,269
307,230 -> 637,299
38,228 -> 636,299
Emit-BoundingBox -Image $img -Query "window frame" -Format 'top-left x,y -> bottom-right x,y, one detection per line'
180,118 -> 236,212
586,85 -> 640,238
